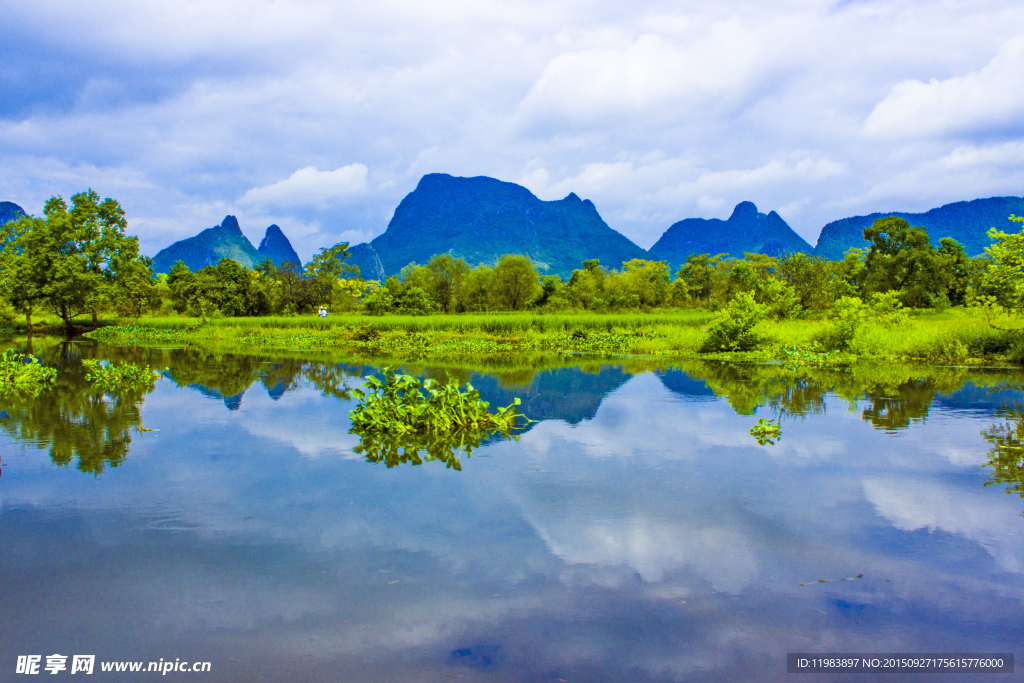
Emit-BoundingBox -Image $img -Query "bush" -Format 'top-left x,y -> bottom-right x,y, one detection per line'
927,336 -> 970,363
869,291 -> 910,327
361,287 -> 394,316
699,292 -> 767,352
812,296 -> 866,351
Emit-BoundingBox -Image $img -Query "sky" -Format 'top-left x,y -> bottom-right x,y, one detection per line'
2,0 -> 1024,261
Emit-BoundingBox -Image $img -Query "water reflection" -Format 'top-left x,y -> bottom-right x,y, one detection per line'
982,388 -> 1024,503
0,342 -> 153,474
3,343 -> 1024,682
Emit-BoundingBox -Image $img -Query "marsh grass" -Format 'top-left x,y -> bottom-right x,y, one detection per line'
83,307 -> 1024,366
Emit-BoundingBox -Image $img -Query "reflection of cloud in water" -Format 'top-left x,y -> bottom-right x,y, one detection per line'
863,476 -> 1024,573
235,387 -> 361,459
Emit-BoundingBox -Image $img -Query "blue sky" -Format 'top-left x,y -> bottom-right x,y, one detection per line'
2,0 -> 1024,261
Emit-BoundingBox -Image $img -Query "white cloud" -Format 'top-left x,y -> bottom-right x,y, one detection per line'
3,0 -> 1024,255
515,23 -> 762,126
238,164 -> 369,209
864,35 -> 1024,139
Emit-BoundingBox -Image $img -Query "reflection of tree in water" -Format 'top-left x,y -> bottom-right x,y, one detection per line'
982,390 -> 1024,502
0,342 -> 153,474
666,361 -> 828,416
858,378 -> 938,432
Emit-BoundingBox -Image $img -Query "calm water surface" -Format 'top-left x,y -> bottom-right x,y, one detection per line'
2,343 -> 1023,682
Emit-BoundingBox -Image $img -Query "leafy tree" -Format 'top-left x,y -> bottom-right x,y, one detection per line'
861,217 -> 945,307
618,259 -> 670,307
1,191 -> 139,333
492,254 -> 540,310
777,252 -> 836,313
456,266 -> 496,312
936,237 -> 971,306
675,253 -> 724,306
982,216 -> 1024,312
565,259 -> 607,310
0,215 -> 47,333
426,253 -> 470,313
361,285 -> 395,316
107,255 -> 162,320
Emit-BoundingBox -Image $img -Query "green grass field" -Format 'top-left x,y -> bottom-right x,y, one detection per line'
6,306 -> 1021,367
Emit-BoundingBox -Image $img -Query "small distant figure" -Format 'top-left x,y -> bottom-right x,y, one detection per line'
318,306 -> 328,318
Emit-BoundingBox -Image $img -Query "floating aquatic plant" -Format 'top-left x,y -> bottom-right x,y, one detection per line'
750,417 -> 781,445
0,349 -> 57,397
349,367 -> 526,469
82,359 -> 160,394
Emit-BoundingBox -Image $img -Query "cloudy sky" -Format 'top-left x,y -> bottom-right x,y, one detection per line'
2,0 -> 1024,260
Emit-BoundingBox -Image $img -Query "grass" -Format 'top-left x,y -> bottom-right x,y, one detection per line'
18,306 -> 1019,368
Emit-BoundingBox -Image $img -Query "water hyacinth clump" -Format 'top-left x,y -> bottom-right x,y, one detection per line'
82,359 -> 160,394
0,350 -> 57,397
750,417 -> 782,445
349,367 -> 525,469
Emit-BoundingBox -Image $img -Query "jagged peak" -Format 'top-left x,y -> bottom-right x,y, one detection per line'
220,215 -> 242,233
729,201 -> 759,221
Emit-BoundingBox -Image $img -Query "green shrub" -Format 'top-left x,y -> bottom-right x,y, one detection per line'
699,292 -> 767,352
348,368 -> 525,469
869,291 -> 910,327
812,296 -> 866,352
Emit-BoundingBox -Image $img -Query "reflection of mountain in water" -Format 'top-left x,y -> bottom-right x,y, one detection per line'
654,370 -> 716,400
470,366 -> 634,427
185,382 -> 247,410
934,383 -> 1024,413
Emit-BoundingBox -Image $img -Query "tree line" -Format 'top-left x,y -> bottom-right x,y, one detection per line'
1,191 -> 1023,330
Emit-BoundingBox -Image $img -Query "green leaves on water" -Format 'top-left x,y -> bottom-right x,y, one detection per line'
82,359 -> 159,394
0,349 -> 57,397
349,367 -> 526,469
750,417 -> 781,445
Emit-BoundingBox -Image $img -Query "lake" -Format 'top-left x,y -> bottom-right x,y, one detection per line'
2,342 -> 1023,681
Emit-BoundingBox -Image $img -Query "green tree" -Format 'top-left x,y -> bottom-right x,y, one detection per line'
492,254 -> 540,310
676,253 -> 725,306
618,259 -> 670,307
426,253 -> 470,313
456,266 -> 496,312
565,259 -> 607,310
861,217 -> 944,307
0,215 -> 47,334
107,255 -> 162,320
2,191 -> 139,333
982,216 -> 1024,312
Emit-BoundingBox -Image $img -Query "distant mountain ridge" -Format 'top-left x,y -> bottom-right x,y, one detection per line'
813,196 -> 1024,259
345,173 -> 650,279
1,201 -> 25,227
152,216 -> 301,274
648,201 -> 812,272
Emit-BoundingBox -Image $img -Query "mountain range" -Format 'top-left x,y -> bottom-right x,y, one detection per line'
812,196 -> 1024,260
648,200 -> 812,270
6,178 -> 1021,279
152,216 -> 301,274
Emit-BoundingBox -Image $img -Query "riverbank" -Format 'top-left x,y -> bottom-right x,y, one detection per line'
75,308 -> 1024,366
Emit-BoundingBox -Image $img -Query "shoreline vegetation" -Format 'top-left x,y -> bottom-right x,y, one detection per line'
60,305 -> 1024,367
